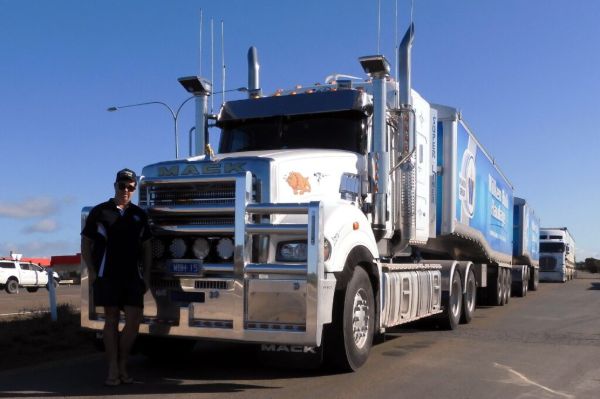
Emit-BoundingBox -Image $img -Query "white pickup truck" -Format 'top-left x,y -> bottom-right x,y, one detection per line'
0,259 -> 60,294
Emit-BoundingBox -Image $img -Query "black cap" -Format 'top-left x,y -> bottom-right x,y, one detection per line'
115,168 -> 137,183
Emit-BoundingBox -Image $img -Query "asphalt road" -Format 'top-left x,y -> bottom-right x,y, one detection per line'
1,274 -> 600,398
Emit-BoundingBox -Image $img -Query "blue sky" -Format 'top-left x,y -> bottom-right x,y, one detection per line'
0,0 -> 598,260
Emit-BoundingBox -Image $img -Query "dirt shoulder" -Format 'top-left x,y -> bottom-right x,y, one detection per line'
0,304 -> 98,372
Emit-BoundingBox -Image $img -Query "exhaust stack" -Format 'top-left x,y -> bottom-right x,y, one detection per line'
359,55 -> 391,240
393,23 -> 417,253
398,23 -> 414,106
247,46 -> 261,98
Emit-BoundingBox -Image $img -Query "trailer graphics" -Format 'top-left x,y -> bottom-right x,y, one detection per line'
455,124 -> 513,254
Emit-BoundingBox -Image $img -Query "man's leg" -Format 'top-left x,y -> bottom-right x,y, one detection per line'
103,306 -> 121,381
118,305 -> 142,379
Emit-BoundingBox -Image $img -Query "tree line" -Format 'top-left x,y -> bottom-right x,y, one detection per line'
578,258 -> 600,273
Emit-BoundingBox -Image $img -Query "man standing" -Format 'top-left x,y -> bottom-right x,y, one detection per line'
81,168 -> 152,386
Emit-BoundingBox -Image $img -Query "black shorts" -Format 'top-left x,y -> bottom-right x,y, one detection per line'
93,277 -> 145,308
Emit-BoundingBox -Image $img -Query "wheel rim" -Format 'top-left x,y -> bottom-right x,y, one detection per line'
497,271 -> 503,303
9,281 -> 17,292
352,288 -> 370,349
451,276 -> 462,317
466,275 -> 476,312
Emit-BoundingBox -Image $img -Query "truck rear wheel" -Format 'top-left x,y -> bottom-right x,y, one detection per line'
460,269 -> 476,324
503,269 -> 511,305
324,266 -> 374,371
489,268 -> 503,306
5,278 -> 19,294
515,268 -> 528,298
529,268 -> 539,291
441,270 -> 462,330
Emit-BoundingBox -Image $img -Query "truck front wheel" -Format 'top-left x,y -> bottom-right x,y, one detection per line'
325,266 -> 374,371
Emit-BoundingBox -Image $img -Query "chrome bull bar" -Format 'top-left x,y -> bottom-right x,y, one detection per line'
82,172 -> 329,347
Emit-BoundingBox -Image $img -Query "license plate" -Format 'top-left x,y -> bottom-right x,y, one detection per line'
167,261 -> 202,275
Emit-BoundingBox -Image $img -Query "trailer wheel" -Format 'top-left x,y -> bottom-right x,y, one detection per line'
518,268 -> 528,297
324,266 -> 374,371
461,269 -> 476,324
529,268 -> 539,291
503,269 -> 511,305
441,270 -> 462,330
489,268 -> 503,306
5,278 -> 19,294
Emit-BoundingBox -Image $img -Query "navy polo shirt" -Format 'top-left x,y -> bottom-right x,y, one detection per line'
82,199 -> 151,280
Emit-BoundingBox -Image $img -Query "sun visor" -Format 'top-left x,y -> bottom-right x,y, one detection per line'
218,89 -> 369,122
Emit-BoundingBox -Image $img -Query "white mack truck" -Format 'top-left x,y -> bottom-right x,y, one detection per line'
82,25 -> 536,370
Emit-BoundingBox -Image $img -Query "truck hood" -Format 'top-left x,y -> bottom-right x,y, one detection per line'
141,149 -> 365,203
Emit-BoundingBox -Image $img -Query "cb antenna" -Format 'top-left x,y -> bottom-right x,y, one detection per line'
377,0 -> 381,54
221,20 -> 226,105
210,18 -> 214,113
199,9 -> 203,75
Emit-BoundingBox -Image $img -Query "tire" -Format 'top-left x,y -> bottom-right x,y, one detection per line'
460,269 -> 476,324
5,278 -> 19,294
324,266 -> 374,371
489,267 -> 503,306
529,268 -> 539,291
516,271 -> 527,298
503,269 -> 511,305
441,270 -> 463,330
26,287 -> 39,293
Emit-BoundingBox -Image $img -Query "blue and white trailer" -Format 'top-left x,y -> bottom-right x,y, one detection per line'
511,197 -> 541,296
82,24 -> 536,370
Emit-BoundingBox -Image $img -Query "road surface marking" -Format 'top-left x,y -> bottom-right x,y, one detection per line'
494,362 -> 574,398
0,308 -> 80,318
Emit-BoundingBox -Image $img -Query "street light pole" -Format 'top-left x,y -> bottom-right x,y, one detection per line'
107,96 -> 195,159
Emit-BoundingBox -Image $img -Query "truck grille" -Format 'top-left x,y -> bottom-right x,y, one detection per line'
140,182 -> 236,207
540,256 -> 557,271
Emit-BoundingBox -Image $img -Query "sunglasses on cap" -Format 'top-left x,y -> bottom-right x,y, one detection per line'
117,182 -> 136,192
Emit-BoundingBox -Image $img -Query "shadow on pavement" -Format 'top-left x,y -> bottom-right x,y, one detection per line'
0,342 -> 328,398
588,282 -> 600,290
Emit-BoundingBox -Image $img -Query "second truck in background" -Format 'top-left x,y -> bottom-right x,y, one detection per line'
539,227 -> 576,282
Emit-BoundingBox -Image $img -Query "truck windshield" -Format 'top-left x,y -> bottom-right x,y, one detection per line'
218,111 -> 366,154
540,242 -> 565,253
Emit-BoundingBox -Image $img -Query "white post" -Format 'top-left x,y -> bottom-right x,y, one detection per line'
47,267 -> 57,321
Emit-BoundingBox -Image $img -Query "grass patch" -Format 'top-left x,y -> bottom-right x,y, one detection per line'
0,304 -> 98,371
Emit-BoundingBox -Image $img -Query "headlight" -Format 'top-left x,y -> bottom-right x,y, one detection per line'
192,238 -> 210,260
216,238 -> 234,260
151,239 -> 165,259
277,241 -> 307,262
169,238 -> 187,258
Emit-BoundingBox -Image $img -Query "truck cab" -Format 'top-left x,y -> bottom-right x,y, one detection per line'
539,228 -> 576,282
